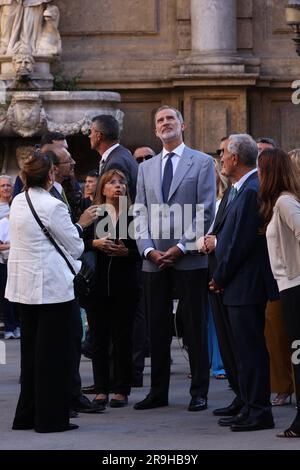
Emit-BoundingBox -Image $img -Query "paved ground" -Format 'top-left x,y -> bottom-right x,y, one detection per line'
0,337 -> 299,451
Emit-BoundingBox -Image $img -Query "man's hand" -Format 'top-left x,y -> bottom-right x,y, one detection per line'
158,246 -> 184,269
208,278 -> 223,294
77,205 -> 99,229
196,236 -> 206,253
204,235 -> 216,254
147,250 -> 166,268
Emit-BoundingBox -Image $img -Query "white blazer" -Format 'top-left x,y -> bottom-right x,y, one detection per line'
5,187 -> 84,305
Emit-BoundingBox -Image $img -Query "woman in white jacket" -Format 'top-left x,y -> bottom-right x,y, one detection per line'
258,148 -> 300,438
6,152 -> 84,433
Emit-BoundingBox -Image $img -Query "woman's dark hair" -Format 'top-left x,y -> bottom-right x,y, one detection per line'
258,148 -> 300,232
21,152 -> 53,190
93,169 -> 131,206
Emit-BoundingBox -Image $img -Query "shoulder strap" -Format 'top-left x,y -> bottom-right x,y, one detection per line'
25,190 -> 76,276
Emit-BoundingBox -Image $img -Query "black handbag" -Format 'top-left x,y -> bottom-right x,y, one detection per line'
25,191 -> 96,298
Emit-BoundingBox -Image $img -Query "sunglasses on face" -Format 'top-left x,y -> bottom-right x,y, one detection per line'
136,155 -> 153,163
216,149 -> 224,156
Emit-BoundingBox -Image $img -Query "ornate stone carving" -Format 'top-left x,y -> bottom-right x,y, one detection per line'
9,52 -> 39,89
45,108 -> 124,136
7,92 -> 46,137
12,52 -> 34,77
46,113 -> 91,136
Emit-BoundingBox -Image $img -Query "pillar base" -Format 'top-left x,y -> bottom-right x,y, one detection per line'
179,52 -> 245,74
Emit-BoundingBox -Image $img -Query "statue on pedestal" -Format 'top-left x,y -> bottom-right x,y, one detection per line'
0,1 -> 58,55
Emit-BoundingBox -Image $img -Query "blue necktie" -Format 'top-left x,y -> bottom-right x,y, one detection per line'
162,152 -> 175,203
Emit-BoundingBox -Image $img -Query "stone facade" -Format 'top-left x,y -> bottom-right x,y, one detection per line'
52,0 -> 300,156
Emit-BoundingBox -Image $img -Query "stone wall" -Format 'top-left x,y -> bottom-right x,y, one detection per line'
53,0 -> 300,154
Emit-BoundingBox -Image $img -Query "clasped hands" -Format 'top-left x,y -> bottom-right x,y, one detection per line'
196,234 -> 216,254
93,236 -> 128,257
147,246 -> 184,269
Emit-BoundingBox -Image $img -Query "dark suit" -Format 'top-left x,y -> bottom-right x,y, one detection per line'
213,172 -> 278,421
100,144 -> 138,202
208,187 -> 241,400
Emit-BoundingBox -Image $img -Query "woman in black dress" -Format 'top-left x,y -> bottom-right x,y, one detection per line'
83,169 -> 140,407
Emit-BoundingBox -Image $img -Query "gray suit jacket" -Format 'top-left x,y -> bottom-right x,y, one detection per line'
135,145 -> 216,272
100,144 -> 138,202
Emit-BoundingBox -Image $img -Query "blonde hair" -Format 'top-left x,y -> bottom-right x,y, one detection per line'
93,169 -> 131,206
288,148 -> 300,174
213,158 -> 229,199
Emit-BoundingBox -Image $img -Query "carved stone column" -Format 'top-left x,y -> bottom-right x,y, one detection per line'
181,0 -> 244,73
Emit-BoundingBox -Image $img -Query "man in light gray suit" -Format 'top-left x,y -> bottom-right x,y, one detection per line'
134,105 -> 216,411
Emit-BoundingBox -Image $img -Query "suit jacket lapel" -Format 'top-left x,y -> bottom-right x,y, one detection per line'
212,187 -> 230,234
216,172 -> 258,232
168,149 -> 193,201
50,186 -> 64,203
152,153 -> 163,203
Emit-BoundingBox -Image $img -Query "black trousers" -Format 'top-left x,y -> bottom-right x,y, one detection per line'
132,262 -> 149,381
144,268 -> 209,400
280,285 -> 300,426
70,300 -> 83,403
0,263 -> 18,333
209,292 -> 240,398
208,254 -> 241,401
227,303 -> 272,420
13,301 -> 74,432
85,294 -> 137,396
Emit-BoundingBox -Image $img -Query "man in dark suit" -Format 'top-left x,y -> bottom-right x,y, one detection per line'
209,134 -> 278,432
134,105 -> 216,411
89,115 -> 138,202
198,137 -> 243,421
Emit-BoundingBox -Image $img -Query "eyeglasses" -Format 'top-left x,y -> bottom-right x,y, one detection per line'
136,155 -> 153,163
87,128 -> 101,136
58,158 -> 75,165
106,179 -> 127,186
216,149 -> 224,156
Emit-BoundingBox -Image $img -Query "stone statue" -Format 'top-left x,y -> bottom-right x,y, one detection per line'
37,4 -> 61,55
19,0 -> 53,54
0,0 -> 54,55
0,1 -> 23,54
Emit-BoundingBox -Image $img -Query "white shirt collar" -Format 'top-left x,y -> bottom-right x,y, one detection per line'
101,143 -> 120,163
53,181 -> 62,194
233,168 -> 257,192
162,142 -> 185,159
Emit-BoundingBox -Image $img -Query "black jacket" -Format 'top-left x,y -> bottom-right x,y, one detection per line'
83,212 -> 140,297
